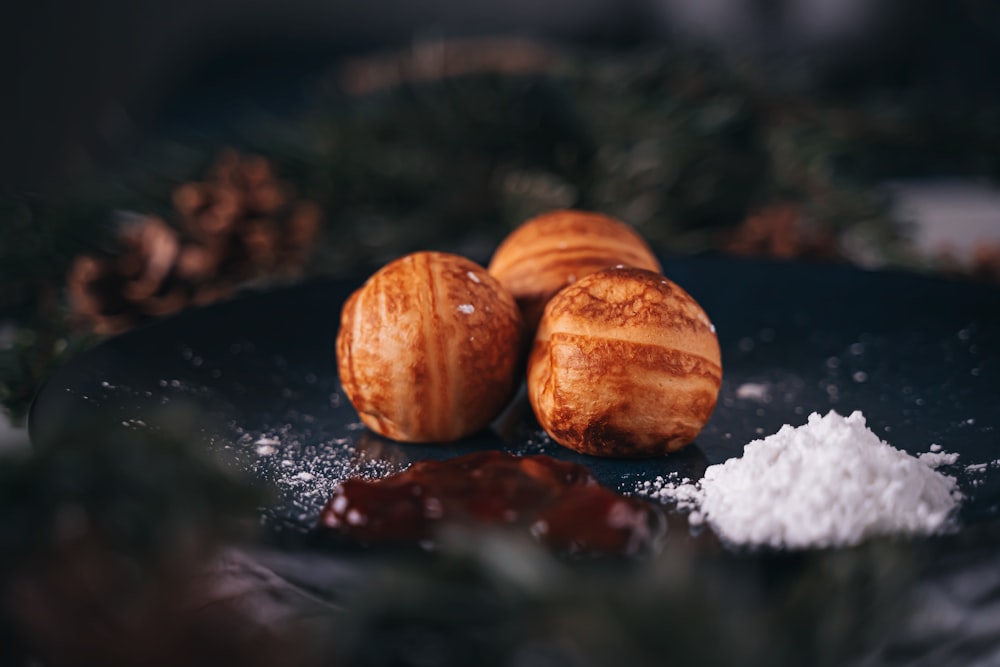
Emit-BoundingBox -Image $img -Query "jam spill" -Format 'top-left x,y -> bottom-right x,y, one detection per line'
317,450 -> 662,556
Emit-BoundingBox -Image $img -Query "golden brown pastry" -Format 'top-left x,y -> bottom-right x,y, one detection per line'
488,210 -> 662,332
337,251 -> 523,442
527,266 -> 721,457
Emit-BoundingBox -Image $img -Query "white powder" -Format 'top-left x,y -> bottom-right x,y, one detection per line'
638,411 -> 962,549
917,450 -> 960,467
964,459 -> 1000,488
230,418 -> 405,526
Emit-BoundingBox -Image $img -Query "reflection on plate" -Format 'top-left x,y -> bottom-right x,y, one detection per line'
30,257 -> 1000,537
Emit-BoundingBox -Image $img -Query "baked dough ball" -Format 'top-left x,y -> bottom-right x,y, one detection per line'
527,266 -> 721,457
488,210 -> 662,332
337,251 -> 523,442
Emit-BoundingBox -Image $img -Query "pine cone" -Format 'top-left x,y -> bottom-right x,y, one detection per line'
970,242 -> 1000,283
172,149 -> 322,280
67,150 -> 323,335
67,217 -> 203,335
725,204 -> 839,260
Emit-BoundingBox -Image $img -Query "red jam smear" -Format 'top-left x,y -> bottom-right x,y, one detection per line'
317,451 -> 661,556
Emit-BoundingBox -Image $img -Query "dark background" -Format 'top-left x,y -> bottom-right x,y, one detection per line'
4,0 -> 1000,195
3,5 -> 1000,665
2,0 -> 632,193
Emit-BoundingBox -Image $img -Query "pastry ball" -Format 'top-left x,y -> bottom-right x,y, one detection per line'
527,266 -> 721,457
337,251 -> 523,442
488,210 -> 662,332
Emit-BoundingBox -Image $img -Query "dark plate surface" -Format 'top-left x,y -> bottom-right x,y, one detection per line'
29,256 -> 1000,537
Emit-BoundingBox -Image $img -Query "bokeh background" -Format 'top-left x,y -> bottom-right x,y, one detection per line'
4,0 -> 1000,192
4,0 -> 1000,426
2,1 -> 1000,665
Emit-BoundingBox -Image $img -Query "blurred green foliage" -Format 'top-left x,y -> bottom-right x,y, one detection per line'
0,410 -> 260,565
313,527 -> 922,667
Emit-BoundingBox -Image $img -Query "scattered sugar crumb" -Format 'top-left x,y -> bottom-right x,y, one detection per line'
735,382 -> 770,402
227,418 -> 408,530
457,304 -> 475,314
918,450 -> 960,467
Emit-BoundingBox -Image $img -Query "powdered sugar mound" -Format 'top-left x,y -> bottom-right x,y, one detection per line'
640,411 -> 962,549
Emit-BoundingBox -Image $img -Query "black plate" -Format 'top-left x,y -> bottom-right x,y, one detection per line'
29,257 -> 1000,537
